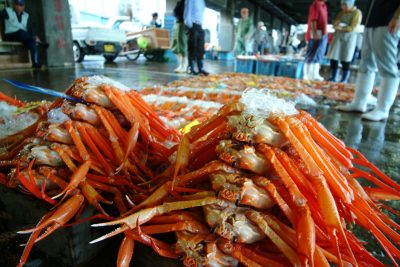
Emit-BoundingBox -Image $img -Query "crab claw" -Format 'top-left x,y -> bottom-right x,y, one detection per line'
17,193 -> 84,242
90,197 -> 221,244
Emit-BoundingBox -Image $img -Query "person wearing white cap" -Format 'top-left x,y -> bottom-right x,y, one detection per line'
253,21 -> 271,55
336,0 -> 400,121
327,0 -> 362,83
0,0 -> 47,68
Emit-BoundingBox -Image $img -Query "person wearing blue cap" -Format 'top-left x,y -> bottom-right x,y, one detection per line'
336,0 -> 400,121
0,0 -> 46,68
327,0 -> 362,83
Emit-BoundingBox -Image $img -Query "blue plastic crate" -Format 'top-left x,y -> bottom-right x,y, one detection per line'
218,51 -> 234,61
164,49 -> 177,62
255,60 -> 279,76
277,61 -> 304,79
204,51 -> 213,60
235,59 -> 255,73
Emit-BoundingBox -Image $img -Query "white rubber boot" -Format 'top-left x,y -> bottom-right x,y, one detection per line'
313,63 -> 324,81
174,54 -> 182,72
336,72 -> 376,112
177,55 -> 188,73
361,77 -> 400,121
366,94 -> 377,107
303,63 -> 311,80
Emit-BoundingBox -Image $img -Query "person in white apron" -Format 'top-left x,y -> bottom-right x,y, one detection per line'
327,0 -> 362,83
337,0 -> 400,121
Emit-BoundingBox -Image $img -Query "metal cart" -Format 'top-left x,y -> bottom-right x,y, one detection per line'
119,28 -> 170,61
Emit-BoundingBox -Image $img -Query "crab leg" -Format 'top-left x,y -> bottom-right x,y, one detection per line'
52,160 -> 91,199
127,91 -> 181,141
253,177 -> 295,224
38,167 -> 68,189
216,239 -> 264,267
17,212 -> 53,267
64,121 -> 90,161
93,105 -> 125,165
0,91 -> 25,107
90,197 -> 221,244
187,102 -> 244,141
349,147 -> 400,191
258,144 -> 307,207
284,117 -> 354,203
102,86 -> 152,143
75,122 -> 114,176
16,160 -> 56,205
117,122 -> 140,172
17,193 -> 84,242
128,224 -> 179,259
364,187 -> 400,201
297,111 -> 353,168
85,124 -> 116,162
80,180 -> 112,216
87,179 -> 127,214
172,135 -> 190,189
117,234 -> 134,267
140,220 -> 209,235
246,210 -> 302,267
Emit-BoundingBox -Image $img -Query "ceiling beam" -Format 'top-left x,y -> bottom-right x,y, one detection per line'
255,0 -> 298,25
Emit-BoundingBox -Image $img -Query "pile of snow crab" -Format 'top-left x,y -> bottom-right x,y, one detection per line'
1,77 -> 399,267
159,73 -> 373,102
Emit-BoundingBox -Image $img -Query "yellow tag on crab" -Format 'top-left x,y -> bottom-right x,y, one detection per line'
246,81 -> 256,87
180,120 -> 200,134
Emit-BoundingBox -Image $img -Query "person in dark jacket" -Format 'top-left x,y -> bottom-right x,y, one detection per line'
0,0 -> 47,68
337,0 -> 400,121
184,0 -> 208,75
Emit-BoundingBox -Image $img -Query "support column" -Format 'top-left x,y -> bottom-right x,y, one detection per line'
28,0 -> 74,67
219,0 -> 235,51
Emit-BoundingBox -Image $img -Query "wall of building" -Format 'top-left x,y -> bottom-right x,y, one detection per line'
29,0 -> 74,67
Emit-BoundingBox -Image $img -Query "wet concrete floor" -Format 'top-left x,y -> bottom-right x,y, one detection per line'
0,56 -> 399,266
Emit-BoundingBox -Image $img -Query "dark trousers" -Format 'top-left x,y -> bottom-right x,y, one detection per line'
330,59 -> 350,72
188,23 -> 205,62
6,30 -> 38,65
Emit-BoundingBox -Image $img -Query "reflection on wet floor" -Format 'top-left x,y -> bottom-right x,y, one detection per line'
0,56 -> 399,266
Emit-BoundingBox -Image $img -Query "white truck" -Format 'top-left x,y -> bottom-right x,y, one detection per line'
72,24 -> 126,63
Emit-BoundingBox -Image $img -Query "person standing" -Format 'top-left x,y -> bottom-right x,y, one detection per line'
303,0 -> 328,81
279,28 -> 289,54
184,0 -> 208,75
253,21 -> 271,55
171,0 -> 188,73
327,0 -> 362,83
234,8 -> 254,56
0,0 -> 46,68
336,0 -> 400,121
150,12 -> 162,28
